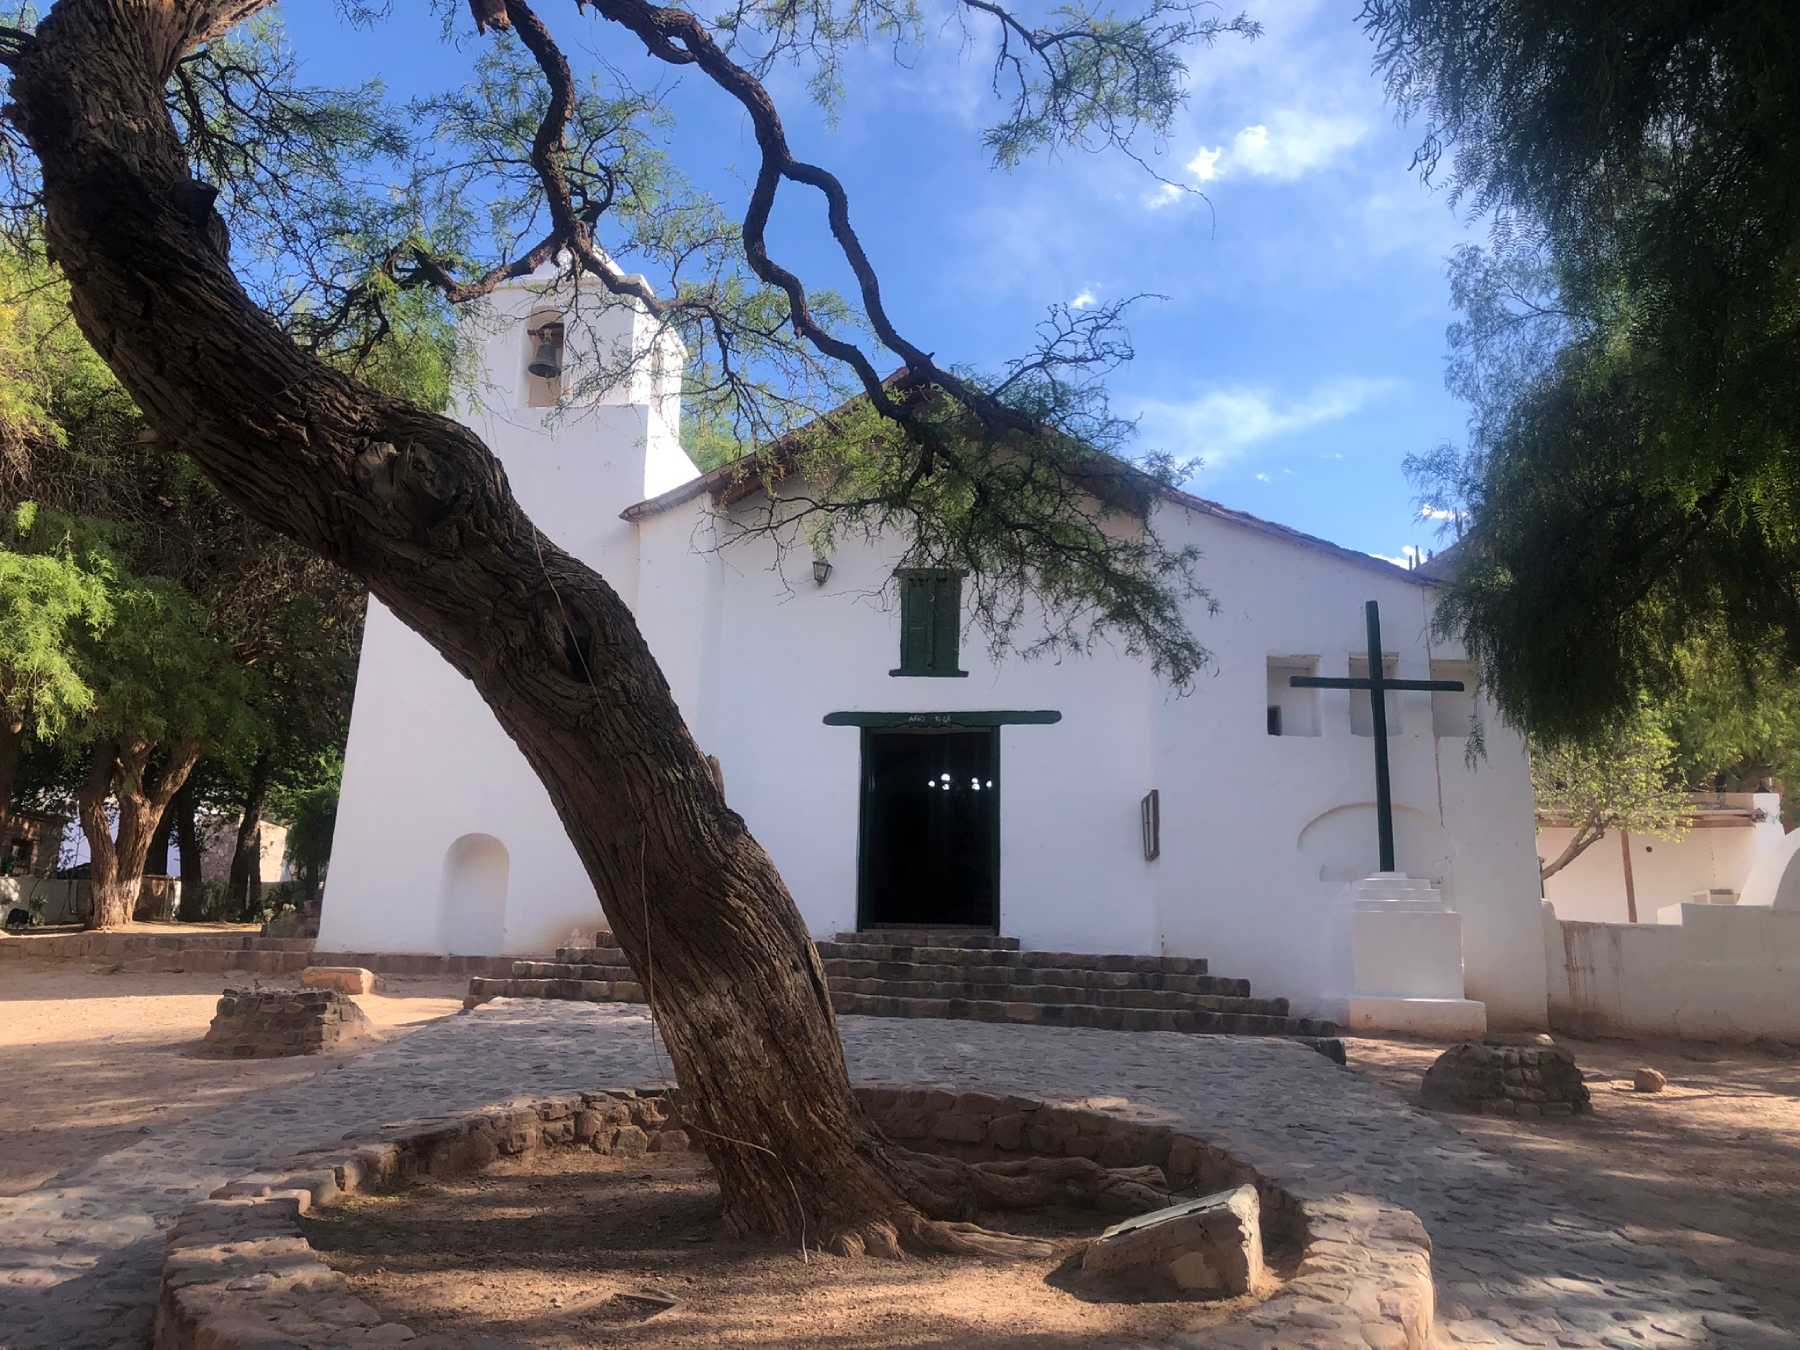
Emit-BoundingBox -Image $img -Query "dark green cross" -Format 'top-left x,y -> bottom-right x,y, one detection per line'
1289,600 -> 1466,873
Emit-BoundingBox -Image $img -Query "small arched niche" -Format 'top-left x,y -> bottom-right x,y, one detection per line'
522,308 -> 565,408
440,833 -> 510,955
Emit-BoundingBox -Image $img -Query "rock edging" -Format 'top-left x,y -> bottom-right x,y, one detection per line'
153,1086 -> 1434,1349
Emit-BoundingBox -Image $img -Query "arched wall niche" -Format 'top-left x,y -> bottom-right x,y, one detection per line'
1297,804 -> 1457,897
440,832 -> 510,956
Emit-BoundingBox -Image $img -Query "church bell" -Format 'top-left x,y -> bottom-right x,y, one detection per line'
528,322 -> 564,379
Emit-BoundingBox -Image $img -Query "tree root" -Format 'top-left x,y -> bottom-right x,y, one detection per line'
886,1147 -> 1172,1222
808,1146 -> 1175,1260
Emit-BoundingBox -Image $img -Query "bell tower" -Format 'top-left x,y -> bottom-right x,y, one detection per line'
318,268 -> 700,958
453,268 -> 697,598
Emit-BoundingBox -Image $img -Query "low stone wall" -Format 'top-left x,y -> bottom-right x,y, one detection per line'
153,1085 -> 1434,1350
1544,900 -> 1800,1041
0,930 -> 519,979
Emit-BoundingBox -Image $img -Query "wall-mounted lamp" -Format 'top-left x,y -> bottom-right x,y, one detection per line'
812,556 -> 833,586
527,321 -> 565,379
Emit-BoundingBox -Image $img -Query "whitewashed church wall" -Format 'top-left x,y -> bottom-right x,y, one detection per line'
1142,502 -> 1544,1026
692,513 -> 1163,955
319,598 -> 605,956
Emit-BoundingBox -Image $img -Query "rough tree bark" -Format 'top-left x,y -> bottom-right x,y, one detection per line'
6,0 -> 1110,1255
228,749 -> 271,918
1539,815 -> 1606,882
146,803 -> 174,875
77,736 -> 204,929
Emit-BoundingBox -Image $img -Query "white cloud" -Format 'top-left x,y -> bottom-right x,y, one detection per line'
1134,376 -> 1402,471
1070,289 -> 1097,310
1417,504 -> 1459,521
1143,182 -> 1186,211
1185,145 -> 1224,182
1371,543 -> 1425,568
1253,471 -> 1271,483
1161,110 -> 1368,206
1231,113 -> 1366,180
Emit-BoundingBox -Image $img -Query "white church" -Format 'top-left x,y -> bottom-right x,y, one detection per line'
319,274 -> 1549,1033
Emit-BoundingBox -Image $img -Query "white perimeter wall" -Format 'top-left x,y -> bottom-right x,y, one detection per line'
1545,902 -> 1800,1040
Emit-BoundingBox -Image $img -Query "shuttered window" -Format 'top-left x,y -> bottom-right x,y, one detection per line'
891,569 -> 968,677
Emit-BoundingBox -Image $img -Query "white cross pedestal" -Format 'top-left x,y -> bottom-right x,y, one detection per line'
1318,872 -> 1487,1038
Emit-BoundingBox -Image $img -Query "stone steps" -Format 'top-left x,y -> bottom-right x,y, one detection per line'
827,974 -> 1287,1016
819,957 -> 1249,997
474,935 -> 1338,1048
813,940 -> 1212,976
826,989 -> 1337,1041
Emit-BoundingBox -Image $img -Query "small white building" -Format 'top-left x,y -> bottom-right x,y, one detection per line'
1540,793 -> 1787,925
320,277 -> 1550,1028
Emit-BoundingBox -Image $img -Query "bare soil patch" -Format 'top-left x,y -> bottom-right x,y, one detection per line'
1348,1031 -> 1800,1328
305,1147 -> 1285,1349
0,960 -> 464,1194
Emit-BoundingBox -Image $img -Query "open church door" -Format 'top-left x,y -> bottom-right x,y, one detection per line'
857,728 -> 999,932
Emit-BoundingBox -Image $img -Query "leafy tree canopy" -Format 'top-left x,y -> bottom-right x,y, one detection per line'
1364,0 -> 1800,744
0,502 -> 110,742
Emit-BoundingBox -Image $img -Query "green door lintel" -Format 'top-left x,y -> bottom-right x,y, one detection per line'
824,710 -> 1062,729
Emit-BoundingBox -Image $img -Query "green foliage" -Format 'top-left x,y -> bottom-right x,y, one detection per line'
4,505 -> 254,751
1367,1 -> 1800,744
1531,706 -> 1691,879
269,750 -> 342,902
0,248 -> 126,470
0,503 -> 111,739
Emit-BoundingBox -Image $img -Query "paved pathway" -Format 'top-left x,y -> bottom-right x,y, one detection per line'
1,1003 -> 1792,1349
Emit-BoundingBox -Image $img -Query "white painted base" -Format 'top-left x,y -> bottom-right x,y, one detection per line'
1320,872 -> 1487,1036
1321,994 -> 1488,1039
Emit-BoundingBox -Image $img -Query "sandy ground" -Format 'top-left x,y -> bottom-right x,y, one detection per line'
306,1148 -> 1284,1349
1347,1032 -> 1800,1326
0,960 -> 466,1195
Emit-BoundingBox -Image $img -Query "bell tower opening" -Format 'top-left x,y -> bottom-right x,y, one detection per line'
523,309 -> 565,408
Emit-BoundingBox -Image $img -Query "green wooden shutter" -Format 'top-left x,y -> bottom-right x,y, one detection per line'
899,574 -> 933,674
891,570 -> 968,677
930,573 -> 962,674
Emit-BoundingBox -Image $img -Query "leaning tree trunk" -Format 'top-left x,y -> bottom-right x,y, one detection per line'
10,0 -> 1024,1255
228,751 -> 271,919
78,736 -> 204,931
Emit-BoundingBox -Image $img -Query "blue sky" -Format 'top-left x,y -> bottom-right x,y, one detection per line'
285,0 -> 1479,567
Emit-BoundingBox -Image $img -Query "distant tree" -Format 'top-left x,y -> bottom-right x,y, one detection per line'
0,505 -> 110,837
1531,708 -> 1691,882
2,507 -> 251,926
1363,0 -> 1800,744
270,750 -> 342,909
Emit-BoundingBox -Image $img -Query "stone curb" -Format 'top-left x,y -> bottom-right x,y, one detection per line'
152,1085 -> 1434,1349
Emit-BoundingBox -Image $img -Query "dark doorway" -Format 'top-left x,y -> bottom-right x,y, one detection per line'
858,728 -> 999,931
